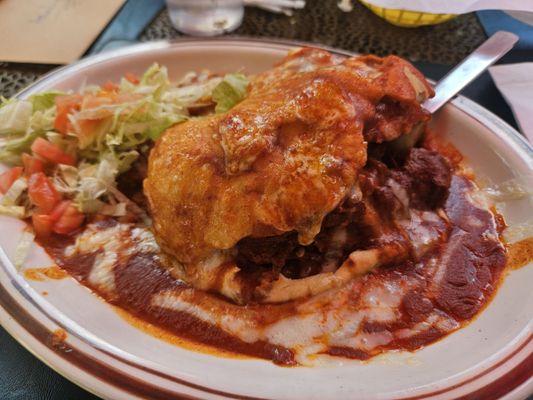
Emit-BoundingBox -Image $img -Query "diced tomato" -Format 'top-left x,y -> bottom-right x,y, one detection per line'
28,172 -> 61,213
0,167 -> 23,194
125,72 -> 140,84
53,204 -> 84,234
102,81 -> 118,92
32,199 -> 84,237
22,153 -> 44,176
54,94 -> 82,134
49,200 -> 71,222
31,138 -> 75,166
32,214 -> 54,239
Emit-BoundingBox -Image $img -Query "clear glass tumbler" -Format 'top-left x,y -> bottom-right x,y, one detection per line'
166,0 -> 245,36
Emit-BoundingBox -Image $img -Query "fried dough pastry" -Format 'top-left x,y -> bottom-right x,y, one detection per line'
144,48 -> 433,303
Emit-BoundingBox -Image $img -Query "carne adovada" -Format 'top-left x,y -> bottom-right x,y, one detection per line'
144,49 -> 435,304
1,48 -> 522,365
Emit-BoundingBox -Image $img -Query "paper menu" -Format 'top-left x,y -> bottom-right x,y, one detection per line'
0,0 -> 125,64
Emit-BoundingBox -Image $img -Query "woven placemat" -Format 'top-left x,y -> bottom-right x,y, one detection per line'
1,1 -> 486,98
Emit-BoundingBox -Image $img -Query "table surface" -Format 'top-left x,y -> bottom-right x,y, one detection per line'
0,2 -> 530,399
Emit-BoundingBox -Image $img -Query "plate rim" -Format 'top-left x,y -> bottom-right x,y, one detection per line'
1,37 -> 532,400
14,36 -> 533,158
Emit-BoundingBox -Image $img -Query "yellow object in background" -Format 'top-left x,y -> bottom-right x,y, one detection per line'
359,1 -> 456,27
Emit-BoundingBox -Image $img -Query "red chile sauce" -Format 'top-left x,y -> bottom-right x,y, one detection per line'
36,159 -> 511,366
42,235 -> 296,365
327,176 -> 509,360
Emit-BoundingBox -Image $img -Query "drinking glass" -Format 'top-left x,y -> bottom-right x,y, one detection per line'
166,0 -> 245,36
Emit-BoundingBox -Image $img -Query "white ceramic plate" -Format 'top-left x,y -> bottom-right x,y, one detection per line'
0,39 -> 531,400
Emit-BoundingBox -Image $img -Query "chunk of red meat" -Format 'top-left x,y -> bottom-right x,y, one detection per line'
397,148 -> 452,209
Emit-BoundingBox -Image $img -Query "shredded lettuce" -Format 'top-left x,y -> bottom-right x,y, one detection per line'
29,91 -> 62,112
0,63 -> 246,217
212,73 -> 249,113
0,204 -> 25,218
115,150 -> 139,173
1,177 -> 27,206
100,202 -> 127,216
13,230 -> 35,269
162,77 -> 222,105
0,100 -> 33,135
74,154 -> 119,212
30,107 -> 56,132
70,64 -> 194,152
0,131 -> 41,165
0,106 -> 55,164
139,63 -> 170,99
52,164 -> 79,195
